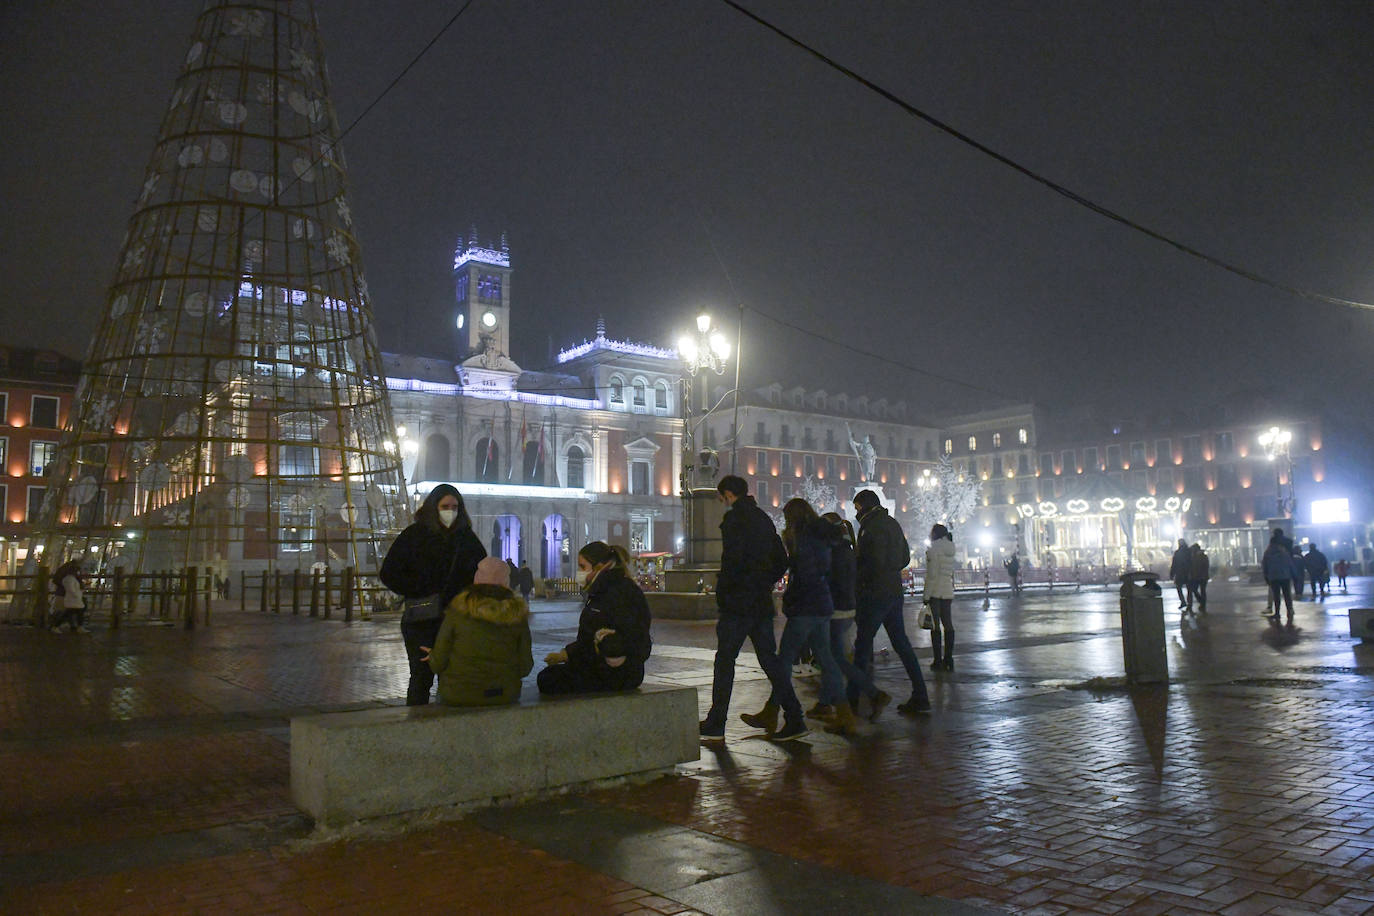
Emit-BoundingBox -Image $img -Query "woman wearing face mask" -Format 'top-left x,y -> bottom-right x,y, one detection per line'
537,541 -> 652,695
380,484 -> 486,705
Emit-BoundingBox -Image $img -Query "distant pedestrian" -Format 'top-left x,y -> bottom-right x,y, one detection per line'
1262,532 -> 1295,626
1304,545 -> 1329,598
925,524 -> 957,671
49,558 -> 91,634
849,489 -> 930,716
1169,538 -> 1191,610
537,542 -> 652,695
380,484 -> 486,705
1290,547 -> 1307,599
1334,558 -> 1350,590
422,556 -> 532,706
1003,553 -> 1021,594
1187,543 -> 1209,613
516,561 -> 535,603
699,475 -> 789,742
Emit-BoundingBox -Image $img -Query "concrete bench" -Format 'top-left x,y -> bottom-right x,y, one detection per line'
1350,608 -> 1374,642
290,685 -> 700,827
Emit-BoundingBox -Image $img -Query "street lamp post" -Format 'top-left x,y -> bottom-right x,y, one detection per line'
678,314 -> 730,570
1258,426 -> 1295,519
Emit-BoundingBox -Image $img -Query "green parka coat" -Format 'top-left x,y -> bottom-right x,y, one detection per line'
428,584 -> 533,706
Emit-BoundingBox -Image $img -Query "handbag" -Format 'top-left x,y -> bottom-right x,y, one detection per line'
401,543 -> 463,623
919,608 -> 934,630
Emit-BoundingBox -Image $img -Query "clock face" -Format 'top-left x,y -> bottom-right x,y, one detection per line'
481,310 -> 498,328
455,313 -> 465,330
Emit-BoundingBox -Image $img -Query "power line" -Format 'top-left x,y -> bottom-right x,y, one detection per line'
718,0 -> 1374,314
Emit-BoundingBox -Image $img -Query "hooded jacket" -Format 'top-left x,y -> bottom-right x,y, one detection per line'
429,583 -> 533,706
923,536 -> 957,602
716,494 -> 786,615
1262,541 -> 1293,582
855,505 -> 911,601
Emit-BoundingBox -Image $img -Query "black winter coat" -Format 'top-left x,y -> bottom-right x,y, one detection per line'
828,531 -> 857,611
782,518 -> 836,618
716,495 -> 784,616
380,522 -> 486,606
855,506 -> 910,601
564,567 -> 653,690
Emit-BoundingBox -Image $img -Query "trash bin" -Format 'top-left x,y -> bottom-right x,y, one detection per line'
1119,571 -> 1168,684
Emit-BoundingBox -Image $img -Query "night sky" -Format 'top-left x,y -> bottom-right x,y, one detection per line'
4,1 -> 1373,424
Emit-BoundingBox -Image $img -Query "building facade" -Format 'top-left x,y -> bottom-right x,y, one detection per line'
384,236 -> 685,579
0,348 -> 83,575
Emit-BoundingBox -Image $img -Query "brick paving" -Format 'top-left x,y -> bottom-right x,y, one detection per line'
2,580 -> 1372,913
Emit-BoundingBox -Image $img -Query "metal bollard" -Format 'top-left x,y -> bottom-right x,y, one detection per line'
291,569 -> 302,616
341,566 -> 354,622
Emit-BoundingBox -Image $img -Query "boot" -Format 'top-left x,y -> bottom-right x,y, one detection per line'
740,701 -> 779,733
824,702 -> 861,736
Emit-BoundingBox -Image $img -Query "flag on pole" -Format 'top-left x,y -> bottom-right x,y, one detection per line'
534,421 -> 546,482
482,416 -> 495,478
510,410 -> 528,480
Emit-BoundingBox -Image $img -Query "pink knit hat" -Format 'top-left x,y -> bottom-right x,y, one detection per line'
474,557 -> 510,588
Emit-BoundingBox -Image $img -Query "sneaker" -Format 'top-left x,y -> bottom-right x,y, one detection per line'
897,699 -> 932,716
769,720 -> 809,742
698,720 -> 725,743
805,703 -> 834,720
869,690 -> 892,721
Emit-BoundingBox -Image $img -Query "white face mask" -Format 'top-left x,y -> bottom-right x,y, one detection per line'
438,509 -> 457,528
574,568 -> 589,587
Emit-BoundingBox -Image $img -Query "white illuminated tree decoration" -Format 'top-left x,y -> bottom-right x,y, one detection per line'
800,475 -> 837,514
908,454 -> 982,538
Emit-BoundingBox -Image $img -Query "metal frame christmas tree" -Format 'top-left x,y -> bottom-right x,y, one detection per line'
24,0 -> 407,588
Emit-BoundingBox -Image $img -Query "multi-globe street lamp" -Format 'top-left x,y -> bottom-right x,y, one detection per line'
1258,426 -> 1295,519
678,314 -> 730,567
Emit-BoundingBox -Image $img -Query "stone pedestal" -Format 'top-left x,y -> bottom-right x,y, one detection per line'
845,483 -> 895,517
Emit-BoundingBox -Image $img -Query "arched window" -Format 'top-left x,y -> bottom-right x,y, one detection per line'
566,445 -> 585,489
632,379 -> 647,409
608,376 -> 625,407
654,381 -> 669,412
422,433 -> 449,481
475,437 -> 499,482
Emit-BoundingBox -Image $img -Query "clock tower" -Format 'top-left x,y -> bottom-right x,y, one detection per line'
453,229 -> 513,360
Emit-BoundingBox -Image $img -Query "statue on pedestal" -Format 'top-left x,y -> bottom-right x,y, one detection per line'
846,422 -> 876,483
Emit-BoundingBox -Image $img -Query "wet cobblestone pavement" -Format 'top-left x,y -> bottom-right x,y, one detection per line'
2,579 -> 1371,914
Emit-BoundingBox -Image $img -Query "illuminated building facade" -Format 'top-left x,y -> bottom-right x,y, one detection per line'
0,349 -> 82,574
385,235 -> 684,579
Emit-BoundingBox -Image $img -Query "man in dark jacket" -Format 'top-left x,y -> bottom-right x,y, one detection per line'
848,489 -> 930,715
699,475 -> 787,742
1169,538 -> 1191,609
1305,544 -> 1329,598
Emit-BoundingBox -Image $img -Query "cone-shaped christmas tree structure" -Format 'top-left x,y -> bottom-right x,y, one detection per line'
25,1 -> 407,590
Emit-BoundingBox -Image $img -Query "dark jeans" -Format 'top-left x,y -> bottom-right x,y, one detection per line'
1187,579 -> 1207,611
1268,580 -> 1294,617
401,616 -> 443,705
702,612 -> 779,730
928,598 -> 954,664
849,594 -> 929,708
823,615 -> 878,701
1173,580 -> 1187,606
52,605 -> 86,630
767,615 -> 842,724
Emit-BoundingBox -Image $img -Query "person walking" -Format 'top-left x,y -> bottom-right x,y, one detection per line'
816,512 -> 890,721
380,484 -> 486,705
1290,546 -> 1307,599
1169,538 -> 1191,610
739,499 -> 861,739
1334,558 -> 1350,590
1003,553 -> 1021,595
1187,543 -> 1209,613
1304,544 -> 1329,598
699,476 -> 788,742
925,524 -> 957,671
49,558 -> 91,634
849,489 -> 930,716
422,556 -> 532,706
537,542 -> 652,694
516,561 -> 535,603
1262,531 -> 1296,626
